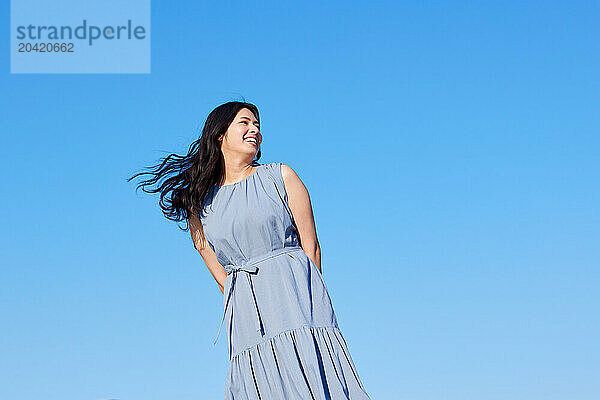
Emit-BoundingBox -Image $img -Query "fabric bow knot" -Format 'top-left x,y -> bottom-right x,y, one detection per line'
214,261 -> 264,350
223,263 -> 258,275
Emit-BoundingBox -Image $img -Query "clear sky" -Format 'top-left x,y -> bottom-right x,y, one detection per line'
1,1 -> 599,399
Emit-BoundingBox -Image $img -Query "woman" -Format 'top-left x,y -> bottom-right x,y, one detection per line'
130,101 -> 372,399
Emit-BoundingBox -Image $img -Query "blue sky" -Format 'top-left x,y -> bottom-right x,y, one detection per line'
1,1 -> 599,399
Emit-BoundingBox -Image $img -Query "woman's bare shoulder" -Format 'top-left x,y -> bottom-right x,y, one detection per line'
279,162 -> 297,181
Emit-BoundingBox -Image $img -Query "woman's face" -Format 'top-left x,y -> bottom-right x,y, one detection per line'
219,108 -> 262,158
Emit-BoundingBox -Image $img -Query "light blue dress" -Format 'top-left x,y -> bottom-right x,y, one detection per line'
198,162 -> 372,400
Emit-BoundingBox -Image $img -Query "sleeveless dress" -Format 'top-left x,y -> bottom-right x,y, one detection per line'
198,162 -> 372,400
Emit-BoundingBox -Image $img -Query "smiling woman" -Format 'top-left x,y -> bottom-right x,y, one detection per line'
129,101 -> 372,400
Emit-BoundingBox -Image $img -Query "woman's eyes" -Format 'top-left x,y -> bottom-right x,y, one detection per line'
240,121 -> 260,128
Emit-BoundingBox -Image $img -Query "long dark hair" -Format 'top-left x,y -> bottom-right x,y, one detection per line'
127,101 -> 261,232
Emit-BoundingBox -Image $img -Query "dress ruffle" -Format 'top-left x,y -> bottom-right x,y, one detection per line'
224,325 -> 371,400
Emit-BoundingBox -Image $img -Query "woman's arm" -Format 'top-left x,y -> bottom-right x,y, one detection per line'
280,163 -> 322,273
188,210 -> 227,294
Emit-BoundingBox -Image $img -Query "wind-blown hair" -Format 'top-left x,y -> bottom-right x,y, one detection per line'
128,101 -> 261,232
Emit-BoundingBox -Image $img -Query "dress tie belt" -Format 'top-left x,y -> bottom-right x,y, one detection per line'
213,246 -> 305,348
